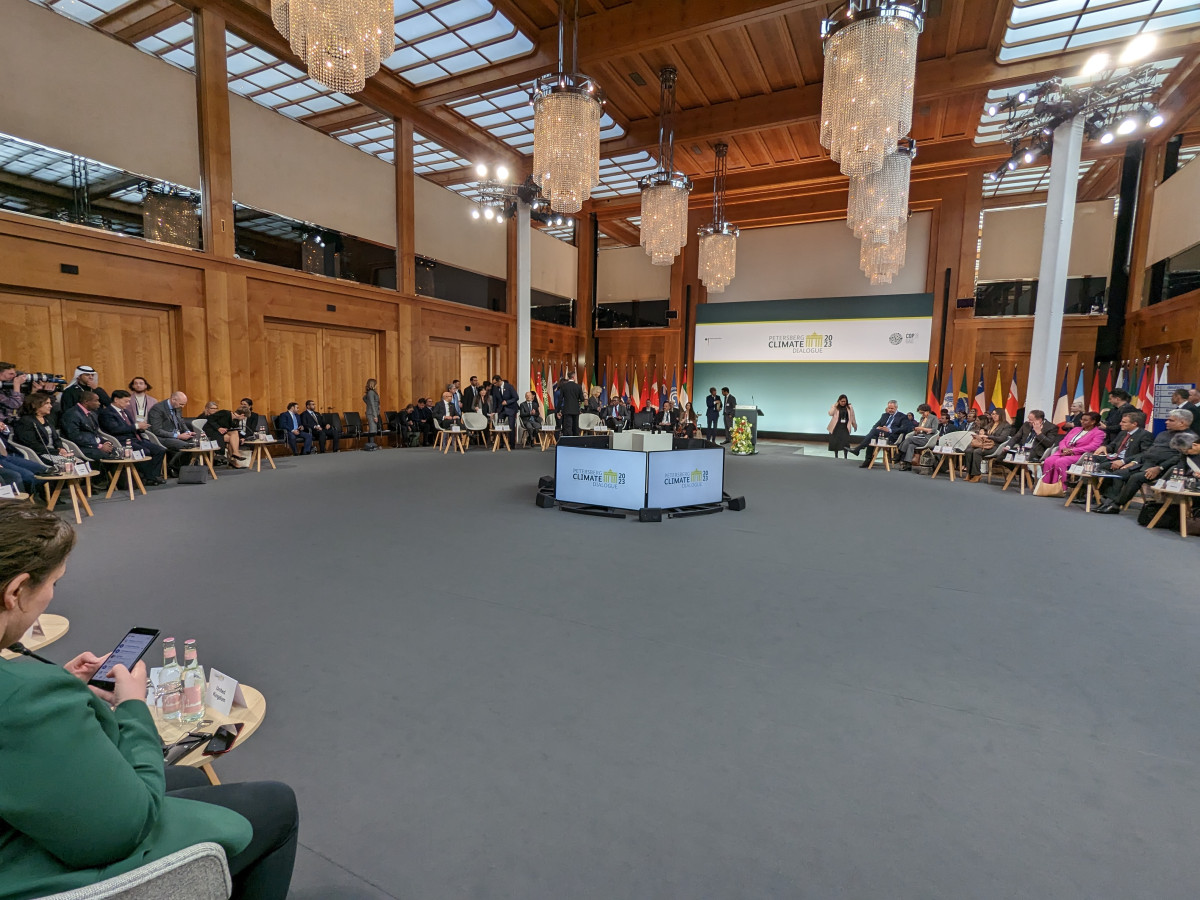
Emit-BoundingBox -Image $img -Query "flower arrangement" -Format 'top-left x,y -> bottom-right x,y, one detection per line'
730,416 -> 755,455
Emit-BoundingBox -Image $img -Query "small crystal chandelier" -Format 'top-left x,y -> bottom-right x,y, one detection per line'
820,1 -> 925,178
860,216 -> 909,285
639,66 -> 692,266
697,143 -> 738,294
271,0 -> 393,93
530,0 -> 605,215
847,139 -> 914,241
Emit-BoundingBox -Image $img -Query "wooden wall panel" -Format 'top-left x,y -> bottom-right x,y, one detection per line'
323,328 -> 380,416
263,323 -> 323,418
0,294 -> 64,376
459,344 -> 491,386
61,300 -> 175,397
597,329 -> 685,396
1124,290 -> 1200,380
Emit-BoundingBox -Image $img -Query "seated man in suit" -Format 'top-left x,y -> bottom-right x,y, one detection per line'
491,375 -> 519,434
200,402 -> 248,463
433,391 -> 462,431
99,390 -> 166,485
277,402 -> 314,455
1094,410 -> 1153,469
60,391 -> 115,464
1095,409 -> 1196,514
147,392 -> 198,475
652,400 -> 680,434
519,392 -> 543,446
412,398 -> 434,446
603,397 -> 628,432
300,400 -> 335,453
850,400 -> 915,467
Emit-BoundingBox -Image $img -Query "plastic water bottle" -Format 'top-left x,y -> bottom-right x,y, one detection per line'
160,638 -> 183,724
181,639 -> 206,723
124,439 -> 132,459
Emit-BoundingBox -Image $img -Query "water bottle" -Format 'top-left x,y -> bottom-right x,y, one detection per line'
181,639 -> 206,722
124,439 -> 132,459
159,638 -> 183,724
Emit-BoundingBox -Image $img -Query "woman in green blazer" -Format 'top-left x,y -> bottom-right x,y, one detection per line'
0,504 -> 296,899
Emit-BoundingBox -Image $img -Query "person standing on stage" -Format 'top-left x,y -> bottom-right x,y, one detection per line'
827,394 -> 856,459
720,387 -> 736,444
705,387 -> 721,442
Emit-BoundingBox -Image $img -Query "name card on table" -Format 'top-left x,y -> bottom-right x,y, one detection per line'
451,425 -> 461,432
1067,465 -> 1084,475
0,484 -> 15,498
1163,477 -> 1186,493
542,425 -> 556,431
207,668 -> 247,716
199,439 -> 216,451
132,449 -> 147,460
494,425 -> 511,431
30,616 -> 45,637
75,461 -> 93,475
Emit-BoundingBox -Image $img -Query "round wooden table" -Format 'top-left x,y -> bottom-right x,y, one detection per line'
1146,484 -> 1200,537
490,427 -> 512,452
101,457 -> 147,501
178,446 -> 218,480
157,684 -> 267,786
536,427 -> 558,451
242,440 -> 277,472
866,439 -> 897,471
930,447 -> 964,481
37,471 -> 96,523
0,613 -> 70,660
1000,458 -> 1042,494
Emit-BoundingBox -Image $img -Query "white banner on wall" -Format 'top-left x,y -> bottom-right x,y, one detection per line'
694,317 -> 932,364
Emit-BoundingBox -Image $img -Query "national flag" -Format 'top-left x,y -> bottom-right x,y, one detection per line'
973,366 -> 986,415
631,367 -> 642,412
1131,360 -> 1144,406
927,365 -> 940,412
679,365 -> 690,410
956,367 -> 969,414
1073,364 -> 1086,407
530,359 -> 538,395
1159,359 -> 1170,384
546,363 -> 556,413
582,366 -> 589,397
1088,366 -> 1101,412
1140,360 -> 1156,423
670,368 -> 679,406
533,365 -> 545,414
1100,363 -> 1112,411
945,365 -> 955,410
1115,363 -> 1128,393
1005,365 -> 1019,422
650,366 -> 660,409
1052,366 -> 1071,425
622,367 -> 630,403
991,366 -> 1004,412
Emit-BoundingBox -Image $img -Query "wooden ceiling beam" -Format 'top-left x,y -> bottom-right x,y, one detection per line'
412,0 -> 829,107
300,106 -> 389,134
595,216 -> 641,247
93,0 -> 190,43
171,0 -> 524,170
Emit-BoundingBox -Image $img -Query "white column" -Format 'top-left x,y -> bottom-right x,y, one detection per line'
1025,115 -> 1084,415
515,201 -> 531,398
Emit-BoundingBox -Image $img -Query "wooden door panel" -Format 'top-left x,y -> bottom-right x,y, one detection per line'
264,323 -> 323,421
427,340 -> 460,401
460,344 -> 491,388
0,294 -> 64,378
61,300 -> 173,398
323,329 -> 379,416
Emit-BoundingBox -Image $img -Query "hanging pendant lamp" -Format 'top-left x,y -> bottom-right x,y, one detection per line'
697,143 -> 738,294
819,1 -> 924,178
530,0 -> 606,215
271,0 -> 393,94
639,66 -> 692,266
860,215 -> 909,284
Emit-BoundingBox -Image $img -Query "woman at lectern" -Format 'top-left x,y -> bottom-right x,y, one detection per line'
705,387 -> 722,442
827,394 -> 857,458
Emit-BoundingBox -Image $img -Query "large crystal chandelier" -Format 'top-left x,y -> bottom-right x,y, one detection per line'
530,0 -> 605,215
639,67 -> 692,266
860,216 -> 908,284
271,0 -> 393,93
697,143 -> 738,294
847,140 -> 914,241
819,1 -> 924,178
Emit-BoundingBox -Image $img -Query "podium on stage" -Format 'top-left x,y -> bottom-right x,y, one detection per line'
733,405 -> 764,447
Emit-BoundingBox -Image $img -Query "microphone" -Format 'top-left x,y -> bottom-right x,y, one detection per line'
6,642 -> 56,665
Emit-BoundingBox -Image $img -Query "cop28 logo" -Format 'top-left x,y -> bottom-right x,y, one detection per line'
888,332 -> 903,345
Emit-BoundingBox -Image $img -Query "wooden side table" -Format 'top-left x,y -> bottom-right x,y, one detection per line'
158,684 -> 267,786
243,441 -> 277,472
930,448 -> 964,481
537,427 -> 558,452
37,472 -> 95,524
0,614 -> 69,660
867,440 -> 896,471
1001,459 -> 1041,494
178,446 -> 218,480
101,458 -> 147,501
441,430 -> 468,454
1146,485 -> 1200,538
491,428 -> 512,452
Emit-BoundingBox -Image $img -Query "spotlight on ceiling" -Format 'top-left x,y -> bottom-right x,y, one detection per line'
1117,115 -> 1139,135
1099,130 -> 1115,145
1119,33 -> 1157,64
1017,90 -> 1028,103
1007,157 -> 1019,171
475,163 -> 488,178
484,206 -> 494,219
471,208 -> 480,219
1081,52 -> 1111,77
496,165 -> 509,181
987,102 -> 1000,117
1149,111 -> 1164,128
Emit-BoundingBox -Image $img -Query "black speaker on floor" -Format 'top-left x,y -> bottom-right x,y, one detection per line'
178,468 -> 208,484
535,493 -> 556,509
538,475 -> 555,490
726,496 -> 746,511
638,507 -> 662,522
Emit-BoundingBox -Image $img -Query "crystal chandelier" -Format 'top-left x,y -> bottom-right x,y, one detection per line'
819,1 -> 924,178
860,216 -> 908,285
697,143 -> 738,294
847,140 -> 914,242
271,0 -> 393,93
530,0 -> 605,215
142,188 -> 199,249
639,66 -> 692,266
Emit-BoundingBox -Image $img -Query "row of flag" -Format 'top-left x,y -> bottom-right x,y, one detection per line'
926,357 -> 1172,424
528,360 -> 690,419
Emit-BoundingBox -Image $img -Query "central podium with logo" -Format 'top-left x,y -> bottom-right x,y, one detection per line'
540,435 -> 741,521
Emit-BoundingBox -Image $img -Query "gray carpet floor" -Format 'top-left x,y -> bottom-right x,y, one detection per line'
39,440 -> 1200,899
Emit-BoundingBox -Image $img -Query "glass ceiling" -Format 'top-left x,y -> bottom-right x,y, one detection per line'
26,0 -> 127,25
985,158 -> 1097,197
448,86 -> 625,154
1000,0 -> 1200,62
592,154 -> 659,199
330,120 -> 473,173
975,57 -> 1180,143
387,0 -> 534,85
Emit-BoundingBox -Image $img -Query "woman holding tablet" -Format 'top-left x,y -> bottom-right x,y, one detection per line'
0,503 -> 297,899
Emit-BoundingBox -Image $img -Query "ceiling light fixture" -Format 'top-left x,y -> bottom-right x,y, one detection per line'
697,142 -> 738,294
1080,52 -> 1111,78
530,0 -> 606,215
1119,32 -> 1157,65
270,0 -> 392,93
639,66 -> 692,266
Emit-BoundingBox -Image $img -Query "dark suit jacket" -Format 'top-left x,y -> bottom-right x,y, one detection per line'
277,410 -> 303,433
60,405 -> 108,452
871,410 -> 913,439
98,405 -> 139,442
299,410 -> 324,432
1010,421 -> 1061,459
705,395 -> 721,417
518,400 -> 542,426
557,380 -> 584,415
1104,427 -> 1153,458
13,416 -> 64,457
60,383 -> 111,414
147,399 -> 189,440
1125,429 -> 1188,472
462,385 -> 482,413
432,401 -> 460,423
603,403 -> 627,421
656,408 -> 680,429
492,382 -> 518,414
1103,403 -> 1138,439
722,394 -> 737,416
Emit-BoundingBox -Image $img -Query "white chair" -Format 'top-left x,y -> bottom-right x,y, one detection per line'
462,411 -> 489,446
190,418 -> 208,436
578,412 -> 601,433
40,842 -> 232,900
431,417 -> 446,449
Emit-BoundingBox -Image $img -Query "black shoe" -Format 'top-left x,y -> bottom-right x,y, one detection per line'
849,447 -> 861,457
1071,495 -> 1088,504
897,461 -> 911,471
859,460 -> 871,469
1094,502 -> 1120,514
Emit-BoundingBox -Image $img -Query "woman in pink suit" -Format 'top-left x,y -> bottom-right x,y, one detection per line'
1040,410 -> 1106,484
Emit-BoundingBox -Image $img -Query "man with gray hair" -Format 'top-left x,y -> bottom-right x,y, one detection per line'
850,399 -> 915,468
1095,408 -> 1196,514
148,391 -> 197,477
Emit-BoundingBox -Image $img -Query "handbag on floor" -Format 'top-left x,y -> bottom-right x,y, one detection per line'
1032,476 -> 1064,497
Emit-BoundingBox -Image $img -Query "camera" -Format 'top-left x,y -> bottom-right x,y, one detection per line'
0,372 -> 68,394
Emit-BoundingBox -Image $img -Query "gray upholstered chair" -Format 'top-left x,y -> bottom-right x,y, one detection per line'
39,842 -> 232,899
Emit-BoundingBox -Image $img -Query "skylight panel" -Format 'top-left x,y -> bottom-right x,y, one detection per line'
29,0 -> 126,26
384,2 -> 534,86
1001,0 -> 1200,63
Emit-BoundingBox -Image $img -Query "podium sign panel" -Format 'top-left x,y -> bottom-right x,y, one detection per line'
555,446 -> 648,510
647,449 -> 724,507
